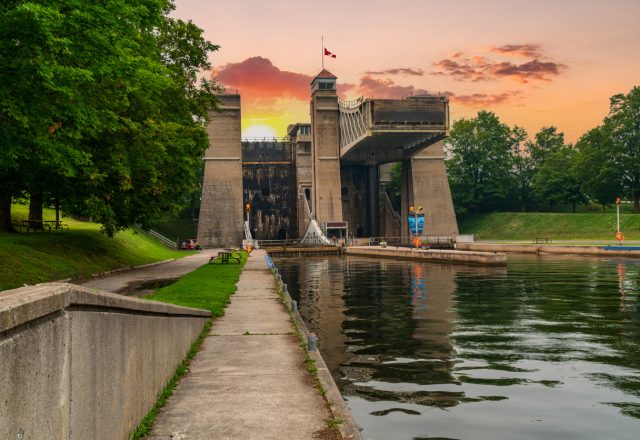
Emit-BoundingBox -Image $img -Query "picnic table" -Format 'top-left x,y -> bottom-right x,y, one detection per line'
209,249 -> 242,264
21,220 -> 51,232
21,220 -> 69,232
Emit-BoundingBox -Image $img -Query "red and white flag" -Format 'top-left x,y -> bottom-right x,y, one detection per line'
324,48 -> 336,58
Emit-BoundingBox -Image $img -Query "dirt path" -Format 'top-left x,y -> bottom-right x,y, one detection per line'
80,251 -> 216,293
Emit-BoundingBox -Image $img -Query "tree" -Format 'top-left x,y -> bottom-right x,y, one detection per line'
605,86 -> 640,211
533,147 -> 586,211
527,126 -> 565,168
445,111 -> 520,215
509,126 -> 533,211
575,126 -> 623,209
0,1 -> 219,234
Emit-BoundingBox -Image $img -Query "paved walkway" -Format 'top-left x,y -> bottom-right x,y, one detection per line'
147,250 -> 332,440
81,252 -> 214,293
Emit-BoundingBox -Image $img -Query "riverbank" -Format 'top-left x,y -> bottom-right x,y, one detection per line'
457,242 -> 640,258
459,211 -> 640,241
0,204 -> 189,291
145,250 -> 347,440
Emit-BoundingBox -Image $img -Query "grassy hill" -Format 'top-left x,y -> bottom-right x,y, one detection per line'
459,212 -> 640,241
0,204 -> 189,291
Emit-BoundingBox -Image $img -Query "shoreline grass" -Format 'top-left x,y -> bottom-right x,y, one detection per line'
0,204 -> 190,291
459,212 -> 640,241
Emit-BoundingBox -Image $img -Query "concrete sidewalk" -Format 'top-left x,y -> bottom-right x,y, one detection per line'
81,251 -> 215,293
147,250 -> 335,440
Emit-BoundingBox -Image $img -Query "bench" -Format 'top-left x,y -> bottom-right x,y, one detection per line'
533,237 -> 552,244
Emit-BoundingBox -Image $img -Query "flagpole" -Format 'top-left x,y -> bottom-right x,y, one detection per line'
321,35 -> 324,70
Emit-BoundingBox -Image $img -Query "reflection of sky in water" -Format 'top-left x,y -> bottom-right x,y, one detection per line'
274,255 -> 640,440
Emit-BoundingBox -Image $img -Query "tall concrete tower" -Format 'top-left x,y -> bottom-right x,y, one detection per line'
197,94 -> 244,248
310,70 -> 343,226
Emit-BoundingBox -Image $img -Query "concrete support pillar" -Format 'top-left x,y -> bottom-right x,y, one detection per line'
310,91 -> 343,225
197,95 -> 244,248
401,140 -> 458,240
367,165 -> 379,237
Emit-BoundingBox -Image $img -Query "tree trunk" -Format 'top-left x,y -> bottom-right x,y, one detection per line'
572,201 -> 576,213
55,197 -> 60,228
635,193 -> 640,212
0,192 -> 15,232
29,192 -> 44,222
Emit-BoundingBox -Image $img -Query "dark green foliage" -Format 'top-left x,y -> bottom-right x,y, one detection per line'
445,111 -> 523,215
0,1 -> 219,234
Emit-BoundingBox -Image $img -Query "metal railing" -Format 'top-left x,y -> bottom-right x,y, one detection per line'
135,225 -> 178,249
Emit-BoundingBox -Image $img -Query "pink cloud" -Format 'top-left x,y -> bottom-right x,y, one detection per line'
432,44 -> 567,83
213,56 -> 312,100
489,44 -> 542,58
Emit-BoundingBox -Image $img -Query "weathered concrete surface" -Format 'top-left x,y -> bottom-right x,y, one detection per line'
148,250 -> 334,440
197,94 -> 244,248
0,283 -> 210,440
344,245 -> 507,265
81,251 -> 213,293
401,140 -> 459,240
311,72 -> 343,225
457,242 -> 640,258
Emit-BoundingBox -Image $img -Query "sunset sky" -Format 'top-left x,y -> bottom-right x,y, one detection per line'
173,0 -> 640,142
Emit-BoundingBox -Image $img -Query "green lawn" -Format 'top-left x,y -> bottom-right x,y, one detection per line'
145,253 -> 247,316
0,204 -> 189,291
459,211 -> 640,241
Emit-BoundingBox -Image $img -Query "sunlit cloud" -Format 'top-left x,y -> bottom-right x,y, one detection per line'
489,44 -> 542,58
365,68 -> 424,76
451,91 -> 523,107
432,44 -> 567,83
213,56 -> 312,100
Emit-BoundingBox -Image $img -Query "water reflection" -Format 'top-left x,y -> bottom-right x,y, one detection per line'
274,255 -> 640,440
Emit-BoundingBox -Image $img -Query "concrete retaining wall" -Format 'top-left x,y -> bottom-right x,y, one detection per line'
456,242 -> 640,258
344,245 -> 507,265
0,283 -> 211,440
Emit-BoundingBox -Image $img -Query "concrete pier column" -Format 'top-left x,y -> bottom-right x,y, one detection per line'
367,165 -> 379,237
401,140 -> 458,240
197,94 -> 244,248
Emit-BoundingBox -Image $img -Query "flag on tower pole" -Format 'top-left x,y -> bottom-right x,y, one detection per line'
324,48 -> 336,58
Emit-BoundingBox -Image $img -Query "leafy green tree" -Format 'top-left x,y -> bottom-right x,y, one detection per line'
575,126 -> 623,209
533,147 -> 586,211
445,111 -> 520,215
605,86 -> 640,211
509,126 -> 533,211
0,1 -> 219,234
527,126 -> 565,168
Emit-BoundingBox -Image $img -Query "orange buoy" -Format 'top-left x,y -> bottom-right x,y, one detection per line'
413,237 -> 423,248
616,231 -> 624,242
246,244 -> 253,253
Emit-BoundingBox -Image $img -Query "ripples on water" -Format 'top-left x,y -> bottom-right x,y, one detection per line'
273,255 -> 640,440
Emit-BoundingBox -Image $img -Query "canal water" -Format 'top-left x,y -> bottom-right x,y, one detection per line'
272,255 -> 640,440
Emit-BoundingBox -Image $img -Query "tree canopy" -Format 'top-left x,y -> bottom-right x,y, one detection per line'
0,0 -> 219,234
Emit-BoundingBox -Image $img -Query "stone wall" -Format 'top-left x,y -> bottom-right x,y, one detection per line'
0,283 -> 210,440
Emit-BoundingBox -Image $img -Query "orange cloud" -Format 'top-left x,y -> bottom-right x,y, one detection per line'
489,44 -> 542,58
213,56 -> 312,100
365,68 -> 424,76
432,44 -> 567,83
451,91 -> 522,107
489,59 -> 566,83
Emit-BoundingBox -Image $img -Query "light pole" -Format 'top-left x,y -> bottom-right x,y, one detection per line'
616,197 -> 621,233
